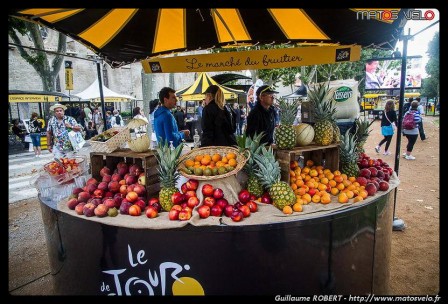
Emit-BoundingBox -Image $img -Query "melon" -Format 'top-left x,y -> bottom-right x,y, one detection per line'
294,123 -> 315,146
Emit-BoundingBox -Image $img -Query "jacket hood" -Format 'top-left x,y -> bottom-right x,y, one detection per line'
154,106 -> 170,118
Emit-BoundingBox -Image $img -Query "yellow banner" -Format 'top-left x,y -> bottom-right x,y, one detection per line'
142,45 -> 361,73
9,95 -> 63,102
92,97 -> 131,102
65,61 -> 74,90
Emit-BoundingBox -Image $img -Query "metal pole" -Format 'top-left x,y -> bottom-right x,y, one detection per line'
96,60 -> 108,131
391,28 -> 411,231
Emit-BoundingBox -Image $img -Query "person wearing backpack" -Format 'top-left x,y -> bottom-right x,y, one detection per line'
201,85 -> 237,147
402,101 -> 422,160
111,109 -> 124,127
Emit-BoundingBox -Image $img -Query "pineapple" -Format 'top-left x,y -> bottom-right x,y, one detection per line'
253,146 -> 295,210
308,83 -> 334,145
155,140 -> 184,211
354,117 -> 374,154
339,129 -> 359,177
236,132 -> 266,197
274,98 -> 299,149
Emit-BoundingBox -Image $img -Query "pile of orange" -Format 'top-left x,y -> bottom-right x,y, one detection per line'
287,159 -> 367,214
183,152 -> 238,176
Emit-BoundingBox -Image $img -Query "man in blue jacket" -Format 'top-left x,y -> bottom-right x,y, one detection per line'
154,87 -> 190,147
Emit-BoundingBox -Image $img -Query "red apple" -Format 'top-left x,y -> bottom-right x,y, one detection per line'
134,199 -> 146,210
202,184 -> 214,197
128,204 -> 142,216
178,209 -> 191,221
90,198 -> 102,207
215,198 -> 229,210
126,191 -> 139,203
365,183 -> 377,196
72,187 -> 84,195
82,202 -> 96,217
94,204 -> 109,217
246,201 -> 258,213
67,198 -> 79,210
379,181 -> 390,191
168,209 -> 180,220
359,168 -> 371,179
356,176 -> 368,187
171,205 -> 182,212
224,205 -> 235,217
103,198 -> 116,209
125,174 -> 138,185
133,184 -> 146,196
238,189 -> 251,203
261,192 -> 272,204
184,190 -> 197,200
104,191 -> 114,199
86,177 -> 99,186
234,201 -> 244,209
181,183 -> 188,194
308,188 -> 317,197
249,194 -> 257,201
102,174 -> 112,183
145,206 -> 159,218
99,166 -> 111,177
77,191 -> 91,203
148,197 -> 159,205
129,164 -> 144,176
119,201 -> 133,214
186,179 -> 199,191
119,184 -> 128,195
238,205 -> 251,218
97,181 -> 108,191
210,205 -> 223,217
368,167 -> 378,177
203,196 -> 215,208
213,188 -> 224,200
187,196 -> 200,208
108,181 -> 121,193
230,210 -> 244,222
75,202 -> 86,215
197,205 -> 210,219
113,193 -> 124,207
151,202 -> 162,213
171,191 -> 185,204
111,173 -> 122,182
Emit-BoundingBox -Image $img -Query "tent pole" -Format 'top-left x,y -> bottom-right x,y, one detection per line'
392,28 -> 411,232
96,60 -> 108,131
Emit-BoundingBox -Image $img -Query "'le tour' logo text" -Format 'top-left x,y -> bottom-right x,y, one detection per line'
100,245 -> 199,296
356,9 -> 435,21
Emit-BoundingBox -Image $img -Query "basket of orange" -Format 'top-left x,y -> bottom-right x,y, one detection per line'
177,146 -> 249,180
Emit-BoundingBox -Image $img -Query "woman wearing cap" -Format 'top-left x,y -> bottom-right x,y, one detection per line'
246,85 -> 278,145
46,103 -> 81,158
201,85 -> 237,147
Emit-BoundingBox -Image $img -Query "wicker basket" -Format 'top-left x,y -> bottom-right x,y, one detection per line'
89,127 -> 130,153
177,146 -> 249,181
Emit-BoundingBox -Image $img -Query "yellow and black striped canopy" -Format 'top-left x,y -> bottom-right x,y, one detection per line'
10,8 -> 408,68
176,73 -> 245,101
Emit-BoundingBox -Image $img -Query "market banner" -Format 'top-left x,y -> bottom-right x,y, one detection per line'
8,94 -> 63,103
65,60 -> 74,90
142,45 -> 361,74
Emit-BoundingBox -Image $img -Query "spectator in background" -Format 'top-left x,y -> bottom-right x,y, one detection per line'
233,103 -> 242,135
12,119 -> 26,145
149,99 -> 160,148
105,111 -> 112,129
402,101 -> 422,160
154,87 -> 189,147
201,85 -> 237,147
247,85 -> 255,111
239,105 -> 246,135
83,104 -> 92,125
92,107 -> 104,133
392,47 -> 401,58
85,121 -> 98,140
174,105 -> 186,131
416,97 -> 427,141
246,85 -> 278,145
111,109 -> 124,127
132,106 -> 149,123
375,100 -> 397,156
29,112 -> 43,157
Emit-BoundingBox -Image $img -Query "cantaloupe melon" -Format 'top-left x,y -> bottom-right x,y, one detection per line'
294,123 -> 315,146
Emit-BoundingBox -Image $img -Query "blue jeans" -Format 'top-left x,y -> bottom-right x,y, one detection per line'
30,133 -> 41,147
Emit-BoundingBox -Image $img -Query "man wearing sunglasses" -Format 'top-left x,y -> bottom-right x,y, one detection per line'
246,85 -> 278,145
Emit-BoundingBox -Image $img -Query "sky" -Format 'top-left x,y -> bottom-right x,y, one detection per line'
395,9 -> 440,78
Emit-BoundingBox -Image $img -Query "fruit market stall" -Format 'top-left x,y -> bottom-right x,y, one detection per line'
37,137 -> 398,295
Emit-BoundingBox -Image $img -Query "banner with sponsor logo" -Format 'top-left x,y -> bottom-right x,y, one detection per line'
142,45 -> 361,74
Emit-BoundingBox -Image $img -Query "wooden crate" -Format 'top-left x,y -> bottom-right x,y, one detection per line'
274,143 -> 340,184
90,149 -> 160,198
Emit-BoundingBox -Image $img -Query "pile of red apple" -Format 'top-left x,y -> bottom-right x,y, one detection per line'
167,179 -> 200,221
196,188 -> 259,222
66,162 -> 162,218
356,153 -> 394,197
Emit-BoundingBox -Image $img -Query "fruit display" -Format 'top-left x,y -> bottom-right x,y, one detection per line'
167,179 -> 199,221
44,157 -> 86,184
90,129 -> 120,142
180,151 -> 239,177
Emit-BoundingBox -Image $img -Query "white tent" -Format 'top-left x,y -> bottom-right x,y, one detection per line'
72,79 -> 136,102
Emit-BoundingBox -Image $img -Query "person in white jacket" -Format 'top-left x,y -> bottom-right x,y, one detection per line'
111,109 -> 124,127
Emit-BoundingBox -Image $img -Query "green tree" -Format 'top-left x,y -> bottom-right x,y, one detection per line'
8,17 -> 66,114
421,32 -> 439,99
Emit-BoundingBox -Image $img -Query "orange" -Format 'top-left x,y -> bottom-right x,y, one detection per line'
228,158 -> 237,167
221,156 -> 228,164
291,183 -> 298,191
290,161 -> 298,169
320,194 -> 332,204
292,202 -> 303,212
317,183 -> 327,191
348,176 -> 357,183
359,190 -> 368,199
194,155 -> 204,162
185,159 -> 195,167
306,160 -> 314,167
345,190 -> 355,199
341,173 -> 348,180
301,193 -> 311,204
226,152 -> 236,160
297,187 -> 307,196
330,187 -> 340,196
333,170 -> 341,176
309,169 -> 318,177
338,192 -> 349,203
334,175 -> 343,183
311,194 -> 321,203
336,183 -> 345,191
282,205 -> 293,215
353,195 -> 364,203
328,180 -> 337,188
326,172 -> 334,180
320,177 -> 329,185
200,157 -> 211,166
212,153 -> 221,162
